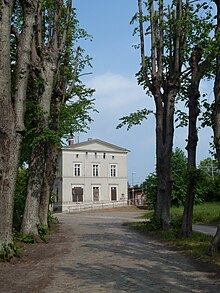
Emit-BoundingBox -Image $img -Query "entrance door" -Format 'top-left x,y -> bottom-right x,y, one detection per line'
111,187 -> 117,201
72,187 -> 83,202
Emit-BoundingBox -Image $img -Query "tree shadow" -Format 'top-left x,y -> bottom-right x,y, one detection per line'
58,221 -> 220,292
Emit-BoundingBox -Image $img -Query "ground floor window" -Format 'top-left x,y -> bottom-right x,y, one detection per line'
93,186 -> 100,201
111,187 -> 117,201
72,186 -> 83,202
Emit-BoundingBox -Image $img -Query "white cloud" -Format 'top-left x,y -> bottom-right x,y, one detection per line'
87,72 -> 154,114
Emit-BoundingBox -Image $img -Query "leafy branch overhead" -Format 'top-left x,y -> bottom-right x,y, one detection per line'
116,109 -> 153,130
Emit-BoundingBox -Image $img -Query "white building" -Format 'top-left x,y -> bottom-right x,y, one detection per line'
53,139 -> 129,212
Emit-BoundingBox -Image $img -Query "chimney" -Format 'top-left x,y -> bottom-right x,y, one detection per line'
69,138 -> 74,145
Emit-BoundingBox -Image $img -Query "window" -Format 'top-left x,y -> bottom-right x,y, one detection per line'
72,187 -> 83,202
76,154 -> 79,158
112,155 -> 115,159
74,163 -> 81,176
93,164 -> 99,176
103,153 -> 106,159
111,187 -> 117,201
93,187 -> 100,201
95,152 -> 97,158
110,164 -> 117,177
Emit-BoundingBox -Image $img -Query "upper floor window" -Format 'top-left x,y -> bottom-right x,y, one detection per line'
110,164 -> 117,177
76,154 -> 79,158
103,153 -> 106,159
95,152 -> 97,159
74,163 -> 81,176
112,155 -> 115,160
93,164 -> 99,176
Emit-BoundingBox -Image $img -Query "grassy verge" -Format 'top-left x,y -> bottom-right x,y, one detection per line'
131,202 -> 220,267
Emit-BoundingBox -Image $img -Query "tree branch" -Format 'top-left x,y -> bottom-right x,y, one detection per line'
138,0 -> 151,90
68,47 -> 80,97
59,0 -> 72,53
150,1 -> 157,78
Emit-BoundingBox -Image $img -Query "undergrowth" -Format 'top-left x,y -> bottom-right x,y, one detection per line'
1,212 -> 59,262
0,242 -> 22,262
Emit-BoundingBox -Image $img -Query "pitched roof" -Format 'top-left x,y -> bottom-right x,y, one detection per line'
62,139 -> 129,153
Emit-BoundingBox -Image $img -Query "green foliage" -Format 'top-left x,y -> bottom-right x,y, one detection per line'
47,210 -> 59,228
193,202 -> 220,224
171,148 -> 188,207
171,202 -> 220,225
132,203 -> 220,265
60,97 -> 96,141
143,151 -> 220,209
196,158 -> 220,202
143,148 -> 188,208
200,99 -> 214,128
37,224 -> 48,243
13,167 -> 29,231
143,216 -> 163,231
142,172 -> 157,209
117,109 -> 153,130
0,242 -> 20,262
14,233 -> 34,244
175,109 -> 188,128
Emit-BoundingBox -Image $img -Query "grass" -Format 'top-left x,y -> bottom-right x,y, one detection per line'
171,202 -> 220,225
131,202 -> 220,267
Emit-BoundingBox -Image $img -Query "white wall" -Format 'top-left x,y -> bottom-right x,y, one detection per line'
53,140 -> 129,211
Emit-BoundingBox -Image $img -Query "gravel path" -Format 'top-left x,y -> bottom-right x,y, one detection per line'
43,210 -> 219,293
1,208 -> 220,293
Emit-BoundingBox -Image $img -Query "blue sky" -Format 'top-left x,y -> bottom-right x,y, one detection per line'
73,0 -> 213,185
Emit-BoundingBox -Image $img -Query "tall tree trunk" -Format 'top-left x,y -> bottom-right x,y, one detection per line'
0,1 -> 15,247
209,0 -> 220,253
155,93 -> 175,229
137,0 -> 186,229
21,61 -> 57,236
21,0 -> 72,236
39,144 -> 58,226
0,1 -> 38,247
181,47 -> 201,237
20,143 -> 46,235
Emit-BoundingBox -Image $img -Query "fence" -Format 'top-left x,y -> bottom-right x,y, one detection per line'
53,200 -> 128,213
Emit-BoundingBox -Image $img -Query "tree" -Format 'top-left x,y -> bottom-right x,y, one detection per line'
135,0 -> 188,229
171,148 -> 187,207
181,45 -> 215,236
21,0 -> 94,237
142,148 -> 187,209
197,158 -> 220,202
142,172 -> 157,209
118,1 -> 215,230
209,0 -> 220,253
0,0 -> 38,250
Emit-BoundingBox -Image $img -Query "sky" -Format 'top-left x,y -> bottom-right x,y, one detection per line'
73,0 -> 213,186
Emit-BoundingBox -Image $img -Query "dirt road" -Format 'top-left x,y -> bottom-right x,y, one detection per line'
0,208 -> 220,292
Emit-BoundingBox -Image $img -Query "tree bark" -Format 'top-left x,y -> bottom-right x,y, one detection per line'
181,47 -> 201,238
0,0 -> 15,247
39,144 -> 58,226
21,0 -> 72,236
138,0 -> 185,229
155,91 -> 175,229
209,0 -> 220,252
21,59 -> 58,236
0,1 -> 38,247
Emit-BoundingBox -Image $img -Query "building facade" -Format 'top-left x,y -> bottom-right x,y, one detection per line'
53,139 -> 129,212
